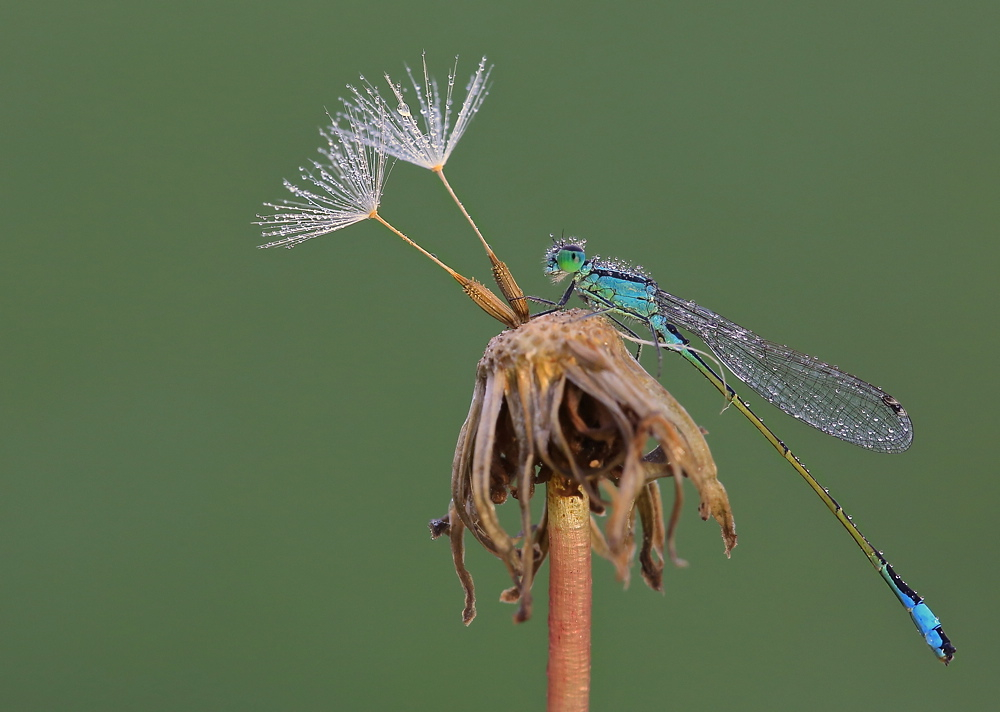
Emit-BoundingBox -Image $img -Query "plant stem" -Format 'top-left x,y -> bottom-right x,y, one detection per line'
546,473 -> 592,712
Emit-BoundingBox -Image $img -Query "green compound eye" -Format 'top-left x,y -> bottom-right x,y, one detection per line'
556,245 -> 586,273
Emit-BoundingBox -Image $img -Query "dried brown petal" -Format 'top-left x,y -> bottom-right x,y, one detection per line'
440,309 -> 736,622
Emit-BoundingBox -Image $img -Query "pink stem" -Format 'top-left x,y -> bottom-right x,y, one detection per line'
546,475 -> 592,712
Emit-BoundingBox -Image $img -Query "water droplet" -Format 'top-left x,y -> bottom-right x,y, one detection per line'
397,102 -> 411,117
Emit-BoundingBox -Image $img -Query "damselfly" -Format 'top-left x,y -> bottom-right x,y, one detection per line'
542,238 -> 955,664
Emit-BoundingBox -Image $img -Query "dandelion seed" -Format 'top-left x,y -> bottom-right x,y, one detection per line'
255,106 -> 388,249
341,53 -> 492,171
256,89 -> 518,327
338,53 -> 528,321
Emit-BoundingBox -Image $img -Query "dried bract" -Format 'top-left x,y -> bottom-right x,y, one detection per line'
432,310 -> 737,624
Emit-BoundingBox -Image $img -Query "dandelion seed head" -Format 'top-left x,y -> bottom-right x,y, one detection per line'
256,106 -> 389,249
437,310 -> 735,622
338,53 -> 492,171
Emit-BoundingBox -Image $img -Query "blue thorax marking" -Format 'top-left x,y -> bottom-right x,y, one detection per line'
575,261 -> 687,347
576,261 -> 659,320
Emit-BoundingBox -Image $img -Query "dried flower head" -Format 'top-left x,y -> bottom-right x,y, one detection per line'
340,53 -> 491,171
432,309 -> 737,624
256,106 -> 389,249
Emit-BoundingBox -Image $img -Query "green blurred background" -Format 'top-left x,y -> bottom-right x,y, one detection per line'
3,1 -> 996,709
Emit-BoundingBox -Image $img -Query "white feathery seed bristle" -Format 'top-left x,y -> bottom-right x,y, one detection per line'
256,106 -> 389,249
337,53 -> 491,171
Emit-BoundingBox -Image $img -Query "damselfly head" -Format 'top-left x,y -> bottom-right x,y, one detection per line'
544,237 -> 587,281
